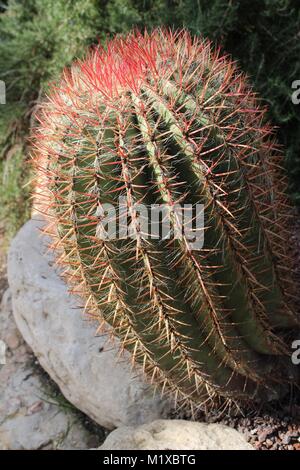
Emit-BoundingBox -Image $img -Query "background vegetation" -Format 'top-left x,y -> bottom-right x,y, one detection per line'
1,0 -> 299,242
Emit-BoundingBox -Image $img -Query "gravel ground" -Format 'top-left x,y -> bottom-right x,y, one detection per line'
173,397 -> 300,451
218,406 -> 300,450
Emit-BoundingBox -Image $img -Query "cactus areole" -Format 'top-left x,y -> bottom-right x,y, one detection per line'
33,30 -> 299,412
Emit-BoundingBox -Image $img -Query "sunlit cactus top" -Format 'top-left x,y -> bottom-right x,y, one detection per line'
32,29 -> 299,413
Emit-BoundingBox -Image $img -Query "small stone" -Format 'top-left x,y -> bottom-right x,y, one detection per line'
27,401 -> 44,415
265,438 -> 273,448
281,435 -> 291,445
258,430 -> 270,443
6,332 -> 20,350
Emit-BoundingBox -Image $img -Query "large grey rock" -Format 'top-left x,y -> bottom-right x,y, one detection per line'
7,218 -> 170,430
0,288 -> 101,450
98,419 -> 254,450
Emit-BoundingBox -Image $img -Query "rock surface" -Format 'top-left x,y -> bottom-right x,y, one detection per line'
0,288 -> 102,450
98,419 -> 254,450
7,218 -> 170,430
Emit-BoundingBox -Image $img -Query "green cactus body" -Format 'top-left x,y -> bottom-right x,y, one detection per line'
33,30 -> 299,410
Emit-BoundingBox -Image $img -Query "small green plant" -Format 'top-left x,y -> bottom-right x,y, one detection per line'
33,30 -> 299,411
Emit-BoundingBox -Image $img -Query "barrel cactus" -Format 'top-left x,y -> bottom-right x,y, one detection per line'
32,29 -> 299,413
